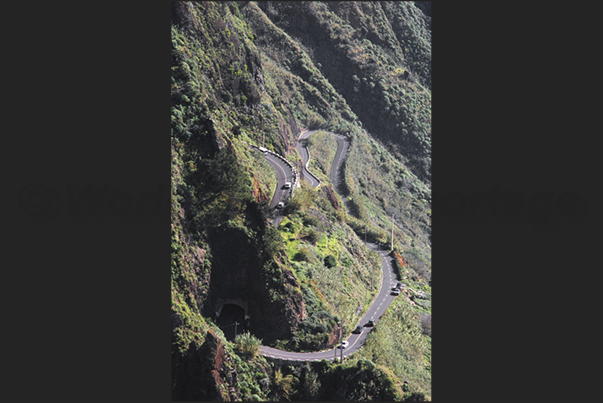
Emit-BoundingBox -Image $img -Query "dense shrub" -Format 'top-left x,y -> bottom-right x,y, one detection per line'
235,332 -> 262,358
324,254 -> 337,268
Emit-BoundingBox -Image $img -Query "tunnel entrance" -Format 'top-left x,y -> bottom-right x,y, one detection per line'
216,303 -> 248,341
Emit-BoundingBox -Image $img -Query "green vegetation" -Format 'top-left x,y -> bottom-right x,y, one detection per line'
345,127 -> 431,253
171,1 -> 430,400
307,129 -> 337,180
274,177 -> 383,352
230,344 -> 273,401
235,332 -> 263,358
270,368 -> 298,400
270,358 -> 407,401
171,2 -> 312,398
356,296 -> 432,399
255,1 -> 432,182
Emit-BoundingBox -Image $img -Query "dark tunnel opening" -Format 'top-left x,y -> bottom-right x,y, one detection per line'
216,303 -> 247,341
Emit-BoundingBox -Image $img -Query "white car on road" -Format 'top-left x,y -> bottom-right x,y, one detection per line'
338,340 -> 349,349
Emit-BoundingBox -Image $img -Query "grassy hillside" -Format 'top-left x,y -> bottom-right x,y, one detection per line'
171,1 -> 431,400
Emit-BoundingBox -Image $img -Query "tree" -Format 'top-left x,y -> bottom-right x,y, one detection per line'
294,245 -> 313,262
285,184 -> 313,214
271,369 -> 297,401
299,363 -> 321,400
212,149 -> 253,212
263,226 -> 281,256
324,254 -> 337,268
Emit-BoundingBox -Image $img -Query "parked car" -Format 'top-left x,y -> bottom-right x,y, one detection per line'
337,340 -> 349,349
352,325 -> 363,334
365,320 -> 375,327
282,181 -> 291,189
275,201 -> 285,209
391,288 -> 400,296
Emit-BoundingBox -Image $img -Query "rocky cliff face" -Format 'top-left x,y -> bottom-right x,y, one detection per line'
171,2 -> 312,398
172,329 -> 237,401
205,213 -> 307,343
172,0 -> 308,338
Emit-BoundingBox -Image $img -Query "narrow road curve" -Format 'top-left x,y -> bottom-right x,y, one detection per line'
329,132 -> 351,201
296,130 -> 321,188
263,152 -> 295,227
259,130 -> 400,362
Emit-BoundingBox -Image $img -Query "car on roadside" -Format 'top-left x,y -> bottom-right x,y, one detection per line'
337,340 -> 349,349
365,320 -> 375,327
391,288 -> 400,296
352,325 -> 363,334
275,201 -> 285,209
282,182 -> 291,189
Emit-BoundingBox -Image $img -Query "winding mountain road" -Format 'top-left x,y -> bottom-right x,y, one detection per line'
258,130 -> 400,362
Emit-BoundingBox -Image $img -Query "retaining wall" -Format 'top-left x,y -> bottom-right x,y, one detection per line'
246,142 -> 298,198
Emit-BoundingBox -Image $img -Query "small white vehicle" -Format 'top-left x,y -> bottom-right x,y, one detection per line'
283,182 -> 291,189
338,340 -> 349,349
276,201 -> 285,209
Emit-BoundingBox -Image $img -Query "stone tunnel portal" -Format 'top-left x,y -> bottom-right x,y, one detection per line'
215,299 -> 250,341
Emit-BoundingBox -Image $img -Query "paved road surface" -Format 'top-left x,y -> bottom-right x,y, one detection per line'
258,131 -> 400,362
329,132 -> 351,198
260,243 -> 398,361
263,152 -> 295,227
296,130 -> 321,188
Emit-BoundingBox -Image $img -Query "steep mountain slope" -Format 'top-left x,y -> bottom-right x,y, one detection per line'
171,1 -> 431,400
254,1 -> 431,182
